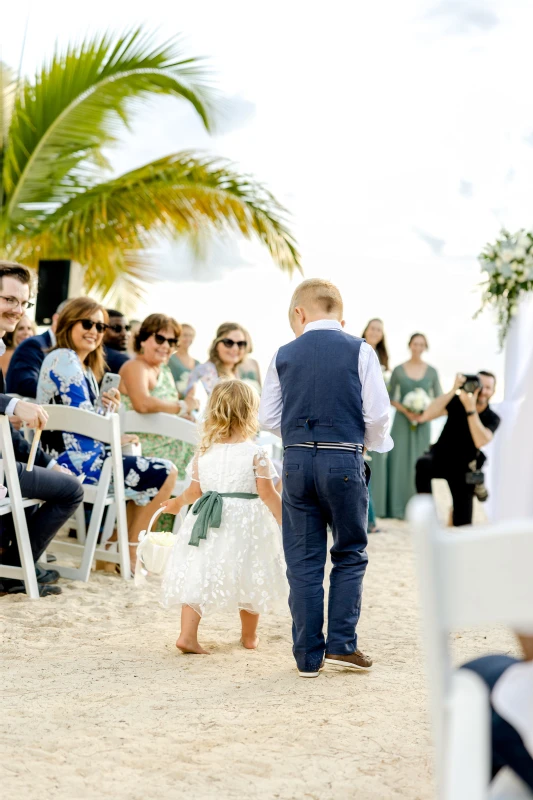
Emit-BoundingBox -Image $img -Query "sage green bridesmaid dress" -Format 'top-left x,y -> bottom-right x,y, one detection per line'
386,364 -> 442,519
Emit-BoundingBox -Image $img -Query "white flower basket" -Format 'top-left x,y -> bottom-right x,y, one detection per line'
135,507 -> 175,583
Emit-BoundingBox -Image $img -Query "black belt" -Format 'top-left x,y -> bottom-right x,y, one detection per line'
284,442 -> 364,454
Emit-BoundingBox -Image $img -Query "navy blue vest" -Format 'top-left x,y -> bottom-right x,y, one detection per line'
276,329 -> 365,446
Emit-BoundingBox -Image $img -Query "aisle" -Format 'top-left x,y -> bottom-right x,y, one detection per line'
1,519 -> 515,800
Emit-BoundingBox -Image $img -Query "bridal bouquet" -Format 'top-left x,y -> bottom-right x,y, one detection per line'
402,388 -> 431,430
477,229 -> 533,347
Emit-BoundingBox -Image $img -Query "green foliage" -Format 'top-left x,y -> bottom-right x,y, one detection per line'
0,28 -> 300,305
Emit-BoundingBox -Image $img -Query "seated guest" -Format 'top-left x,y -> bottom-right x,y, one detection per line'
6,299 -> 71,397
103,309 -> 131,375
168,323 -> 199,398
120,314 -> 198,531
237,327 -> 262,395
186,322 -> 248,399
128,319 -> 141,357
0,315 -> 36,375
462,634 -> 533,791
0,263 -> 84,597
37,298 -> 177,566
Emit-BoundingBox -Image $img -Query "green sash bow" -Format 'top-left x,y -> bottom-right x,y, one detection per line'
188,491 -> 259,547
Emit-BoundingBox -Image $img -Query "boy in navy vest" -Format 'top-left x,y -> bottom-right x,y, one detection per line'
259,279 -> 393,677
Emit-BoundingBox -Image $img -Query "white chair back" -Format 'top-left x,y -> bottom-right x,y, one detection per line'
121,410 -> 198,446
0,415 -> 41,597
408,496 -> 533,800
41,405 -> 130,581
121,410 -> 198,534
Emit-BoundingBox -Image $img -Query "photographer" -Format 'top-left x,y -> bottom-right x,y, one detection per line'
415,371 -> 500,526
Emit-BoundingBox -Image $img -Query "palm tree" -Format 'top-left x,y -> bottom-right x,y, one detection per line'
0,28 -> 300,304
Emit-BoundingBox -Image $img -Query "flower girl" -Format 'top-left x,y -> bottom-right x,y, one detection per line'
161,380 -> 288,654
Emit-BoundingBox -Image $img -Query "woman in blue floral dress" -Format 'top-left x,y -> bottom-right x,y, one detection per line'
37,297 -> 177,566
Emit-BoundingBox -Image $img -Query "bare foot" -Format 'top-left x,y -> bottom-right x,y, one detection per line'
176,637 -> 210,655
241,636 -> 259,650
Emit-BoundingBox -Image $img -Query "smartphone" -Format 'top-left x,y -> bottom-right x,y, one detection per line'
95,372 -> 121,415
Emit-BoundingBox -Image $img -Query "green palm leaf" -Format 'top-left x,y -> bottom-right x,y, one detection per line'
19,152 -> 301,300
3,27 -> 214,220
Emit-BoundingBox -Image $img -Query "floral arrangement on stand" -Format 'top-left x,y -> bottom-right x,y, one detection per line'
477,229 -> 533,347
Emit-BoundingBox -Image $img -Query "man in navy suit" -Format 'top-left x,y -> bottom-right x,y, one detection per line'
102,309 -> 131,376
6,299 -> 70,398
0,267 -> 83,596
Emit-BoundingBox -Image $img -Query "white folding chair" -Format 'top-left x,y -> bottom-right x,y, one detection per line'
39,405 -> 130,581
0,415 -> 41,598
120,410 -> 198,533
408,496 -> 533,800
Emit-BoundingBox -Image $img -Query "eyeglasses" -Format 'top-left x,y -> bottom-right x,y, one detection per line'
76,319 -> 108,334
154,333 -> 178,347
0,296 -> 34,311
108,323 -> 131,334
220,338 -> 248,350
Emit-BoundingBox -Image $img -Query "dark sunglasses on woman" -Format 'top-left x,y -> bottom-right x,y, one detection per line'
220,338 -> 248,350
154,333 -> 179,347
108,323 -> 131,333
77,319 -> 108,334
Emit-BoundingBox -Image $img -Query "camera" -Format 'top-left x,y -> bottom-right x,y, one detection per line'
461,374 -> 481,394
465,460 -> 489,502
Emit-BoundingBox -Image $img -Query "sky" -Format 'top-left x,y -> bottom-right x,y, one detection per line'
4,0 -> 533,398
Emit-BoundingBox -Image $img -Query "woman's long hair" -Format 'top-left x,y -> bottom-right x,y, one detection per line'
54,297 -> 109,382
208,321 -> 247,375
362,318 -> 389,370
199,380 -> 259,454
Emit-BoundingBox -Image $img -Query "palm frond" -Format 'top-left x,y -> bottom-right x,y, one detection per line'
21,151 -> 301,294
3,28 -> 215,220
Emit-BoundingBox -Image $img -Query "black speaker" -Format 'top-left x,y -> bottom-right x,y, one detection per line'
36,260 -> 73,325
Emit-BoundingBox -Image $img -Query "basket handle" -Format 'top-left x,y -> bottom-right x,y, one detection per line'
138,506 -> 165,542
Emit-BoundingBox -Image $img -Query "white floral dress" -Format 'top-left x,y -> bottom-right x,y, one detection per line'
161,442 -> 289,616
37,349 -> 173,506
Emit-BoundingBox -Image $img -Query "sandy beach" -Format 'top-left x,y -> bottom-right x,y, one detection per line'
1,486 -> 516,800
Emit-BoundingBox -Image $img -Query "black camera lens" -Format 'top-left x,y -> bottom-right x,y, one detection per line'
462,374 -> 481,394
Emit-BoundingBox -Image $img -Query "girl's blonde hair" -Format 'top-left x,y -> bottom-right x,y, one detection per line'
199,379 -> 259,453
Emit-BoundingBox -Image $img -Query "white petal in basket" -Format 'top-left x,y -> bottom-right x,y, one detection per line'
135,507 -> 177,585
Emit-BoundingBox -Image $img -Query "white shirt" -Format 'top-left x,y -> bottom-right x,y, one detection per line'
492,659 -> 533,759
258,320 -> 394,453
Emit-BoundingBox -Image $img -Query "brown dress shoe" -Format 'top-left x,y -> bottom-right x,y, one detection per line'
325,650 -> 373,670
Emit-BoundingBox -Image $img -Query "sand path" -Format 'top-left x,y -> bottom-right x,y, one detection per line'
1,500 -> 516,799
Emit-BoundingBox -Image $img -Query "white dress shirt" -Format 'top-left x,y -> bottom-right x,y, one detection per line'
492,659 -> 533,759
258,320 -> 394,453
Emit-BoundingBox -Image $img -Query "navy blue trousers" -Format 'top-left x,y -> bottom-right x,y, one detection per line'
463,655 -> 533,790
282,448 -> 369,672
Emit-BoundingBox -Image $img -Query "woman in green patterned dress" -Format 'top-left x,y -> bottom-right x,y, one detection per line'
386,333 -> 442,519
119,314 -> 199,531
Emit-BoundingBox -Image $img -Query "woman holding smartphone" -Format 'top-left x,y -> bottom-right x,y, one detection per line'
37,298 -> 177,565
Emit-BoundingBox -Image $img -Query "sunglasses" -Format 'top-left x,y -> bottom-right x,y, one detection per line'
220,338 -> 248,350
77,319 -> 108,334
108,323 -> 131,333
154,333 -> 178,347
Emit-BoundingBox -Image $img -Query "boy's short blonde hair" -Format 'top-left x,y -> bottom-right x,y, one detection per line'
289,279 -> 343,321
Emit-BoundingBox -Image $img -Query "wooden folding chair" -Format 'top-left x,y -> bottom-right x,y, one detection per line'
38,405 -> 130,581
0,415 -> 41,598
408,495 -> 533,800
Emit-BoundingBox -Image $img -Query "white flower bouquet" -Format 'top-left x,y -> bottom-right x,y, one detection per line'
402,388 -> 431,429
477,229 -> 533,346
